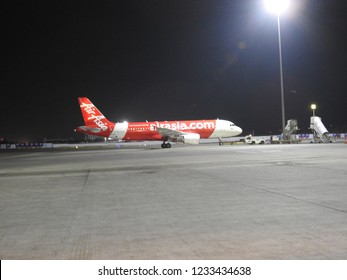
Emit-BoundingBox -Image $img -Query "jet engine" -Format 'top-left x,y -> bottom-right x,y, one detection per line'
178,133 -> 200,144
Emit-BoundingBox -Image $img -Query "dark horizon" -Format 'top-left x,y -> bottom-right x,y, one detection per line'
2,0 -> 347,142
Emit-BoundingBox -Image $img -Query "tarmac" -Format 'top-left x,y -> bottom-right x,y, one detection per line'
0,142 -> 346,259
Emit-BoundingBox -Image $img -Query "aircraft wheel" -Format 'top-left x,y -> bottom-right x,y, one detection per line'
161,143 -> 171,148
219,142 -> 223,146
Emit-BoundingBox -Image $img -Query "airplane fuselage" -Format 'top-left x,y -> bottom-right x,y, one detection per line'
109,119 -> 242,141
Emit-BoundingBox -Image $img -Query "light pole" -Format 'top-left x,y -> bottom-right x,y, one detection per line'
310,104 -> 317,142
311,104 -> 316,117
265,0 -> 290,136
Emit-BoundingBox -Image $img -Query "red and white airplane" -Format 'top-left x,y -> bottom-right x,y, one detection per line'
75,97 -> 242,148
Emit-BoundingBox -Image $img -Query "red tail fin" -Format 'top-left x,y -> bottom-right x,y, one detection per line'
77,97 -> 114,137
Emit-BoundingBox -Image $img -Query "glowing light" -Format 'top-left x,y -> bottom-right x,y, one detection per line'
238,41 -> 247,50
265,0 -> 290,14
311,104 -> 316,110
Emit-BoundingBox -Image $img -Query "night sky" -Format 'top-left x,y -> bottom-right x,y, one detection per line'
2,0 -> 347,142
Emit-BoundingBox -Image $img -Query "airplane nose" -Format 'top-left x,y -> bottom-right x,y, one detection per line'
237,126 -> 242,135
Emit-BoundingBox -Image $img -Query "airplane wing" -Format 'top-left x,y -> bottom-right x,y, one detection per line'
157,127 -> 183,138
156,127 -> 200,144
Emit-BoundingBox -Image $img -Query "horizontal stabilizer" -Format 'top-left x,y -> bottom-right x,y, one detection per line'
75,126 -> 103,133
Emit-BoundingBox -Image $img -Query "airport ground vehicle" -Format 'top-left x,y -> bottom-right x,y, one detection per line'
244,134 -> 265,144
270,135 -> 280,144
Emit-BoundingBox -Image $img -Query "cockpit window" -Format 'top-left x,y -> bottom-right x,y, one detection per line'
230,123 -> 235,126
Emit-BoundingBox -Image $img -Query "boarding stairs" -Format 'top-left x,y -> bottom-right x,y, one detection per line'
310,116 -> 331,143
282,119 -> 300,143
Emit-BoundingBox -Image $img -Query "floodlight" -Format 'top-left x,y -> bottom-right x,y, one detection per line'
265,0 -> 290,15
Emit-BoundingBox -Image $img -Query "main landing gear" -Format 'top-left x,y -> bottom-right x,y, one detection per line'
218,138 -> 224,146
161,142 -> 172,148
